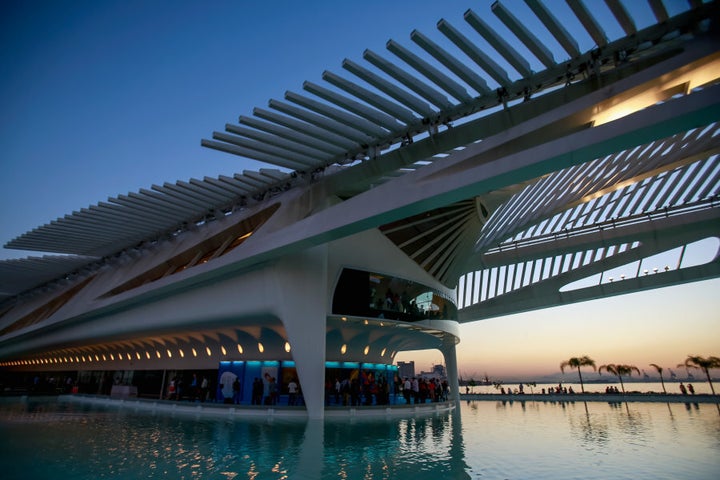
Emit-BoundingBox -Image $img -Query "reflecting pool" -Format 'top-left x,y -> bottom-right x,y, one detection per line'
1,397 -> 718,479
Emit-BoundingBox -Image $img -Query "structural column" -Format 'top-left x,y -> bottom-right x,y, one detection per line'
273,245 -> 329,419
441,337 -> 460,403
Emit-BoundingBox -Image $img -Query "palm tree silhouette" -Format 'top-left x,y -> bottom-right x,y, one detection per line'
599,364 -> 640,394
649,363 -> 667,394
560,356 -> 596,393
680,355 -> 720,395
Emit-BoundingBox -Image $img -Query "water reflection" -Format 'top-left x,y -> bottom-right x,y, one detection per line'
1,398 -> 719,479
320,411 -> 470,479
568,402 -> 610,449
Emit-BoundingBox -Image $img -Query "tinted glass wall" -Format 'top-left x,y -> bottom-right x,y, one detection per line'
332,268 -> 457,322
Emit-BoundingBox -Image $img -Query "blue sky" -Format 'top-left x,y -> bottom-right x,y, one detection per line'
1,0 -> 717,377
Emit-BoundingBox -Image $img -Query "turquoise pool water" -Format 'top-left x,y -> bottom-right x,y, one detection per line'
1,397 -> 718,479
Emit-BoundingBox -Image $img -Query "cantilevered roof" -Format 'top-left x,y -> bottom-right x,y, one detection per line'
1,0 -> 717,300
0,255 -> 97,298
3,169 -> 290,257
201,1 -> 714,172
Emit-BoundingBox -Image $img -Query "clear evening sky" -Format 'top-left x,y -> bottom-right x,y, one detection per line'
1,1 -> 717,379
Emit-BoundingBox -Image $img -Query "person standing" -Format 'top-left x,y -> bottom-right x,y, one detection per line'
232,377 -> 242,404
251,377 -> 263,405
288,379 -> 298,406
200,376 -> 209,402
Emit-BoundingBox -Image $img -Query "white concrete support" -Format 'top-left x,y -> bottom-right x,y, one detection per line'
273,245 -> 329,419
441,338 -> 460,403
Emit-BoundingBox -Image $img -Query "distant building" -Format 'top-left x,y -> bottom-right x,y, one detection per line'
419,364 -> 446,381
397,361 -> 415,380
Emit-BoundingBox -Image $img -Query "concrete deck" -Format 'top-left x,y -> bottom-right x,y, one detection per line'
58,394 -> 456,419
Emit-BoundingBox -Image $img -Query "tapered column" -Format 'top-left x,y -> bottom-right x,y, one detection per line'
273,245 -> 329,419
441,338 -> 460,403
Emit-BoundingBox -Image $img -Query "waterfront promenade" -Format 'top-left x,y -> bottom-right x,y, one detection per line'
460,392 -> 720,403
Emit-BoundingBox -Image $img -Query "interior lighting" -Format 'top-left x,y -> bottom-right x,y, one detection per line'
95,355 -> 99,361
257,343 -> 264,353
341,344 -> 347,355
75,356 -> 80,362
381,348 -> 387,357
364,319 -> 369,325
102,354 -> 107,361
220,346 -> 227,356
192,348 -> 198,357
136,352 -> 141,360
167,349 -> 173,358
284,342 -> 291,353
591,55 -> 720,126
364,346 -> 370,355
156,350 -> 161,359
237,344 -> 243,354
81,356 -> 86,362
146,351 -> 151,359
110,354 -> 115,361
126,353 -> 132,361
206,346 -> 212,356
179,349 -> 185,358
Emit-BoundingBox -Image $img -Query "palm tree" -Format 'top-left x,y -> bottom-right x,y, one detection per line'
681,355 -> 720,395
649,363 -> 667,394
599,364 -> 640,394
560,356 -> 596,393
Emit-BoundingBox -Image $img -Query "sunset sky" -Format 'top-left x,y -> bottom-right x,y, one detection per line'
2,1 -> 717,380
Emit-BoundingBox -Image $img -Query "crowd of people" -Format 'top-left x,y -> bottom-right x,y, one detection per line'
326,374 -> 449,406
166,373 -> 211,402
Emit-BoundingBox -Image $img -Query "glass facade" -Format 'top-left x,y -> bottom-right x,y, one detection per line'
332,268 -> 457,322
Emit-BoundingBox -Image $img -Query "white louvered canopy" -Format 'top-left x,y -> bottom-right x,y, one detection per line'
477,123 -> 720,252
4,169 -> 290,257
1,0 -> 716,300
0,255 -> 97,298
201,0 -> 709,172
